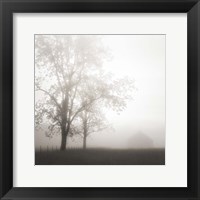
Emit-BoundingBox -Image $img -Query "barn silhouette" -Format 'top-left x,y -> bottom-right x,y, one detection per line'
128,132 -> 154,148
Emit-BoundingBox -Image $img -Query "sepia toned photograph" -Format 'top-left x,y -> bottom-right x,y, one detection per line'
35,34 -> 165,165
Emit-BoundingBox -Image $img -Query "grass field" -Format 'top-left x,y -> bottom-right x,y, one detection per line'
35,148 -> 165,165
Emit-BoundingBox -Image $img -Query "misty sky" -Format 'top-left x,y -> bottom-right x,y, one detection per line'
35,35 -> 165,149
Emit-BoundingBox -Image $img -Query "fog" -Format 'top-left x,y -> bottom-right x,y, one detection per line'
35,35 -> 165,150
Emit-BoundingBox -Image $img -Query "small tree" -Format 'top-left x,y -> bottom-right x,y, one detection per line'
76,76 -> 135,149
79,106 -> 107,149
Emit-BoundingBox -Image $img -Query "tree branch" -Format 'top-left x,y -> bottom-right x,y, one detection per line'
70,95 -> 103,124
36,87 -> 62,111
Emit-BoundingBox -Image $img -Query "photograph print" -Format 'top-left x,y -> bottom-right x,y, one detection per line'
35,34 -> 165,165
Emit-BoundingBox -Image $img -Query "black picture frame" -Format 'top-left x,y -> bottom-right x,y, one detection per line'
0,0 -> 199,199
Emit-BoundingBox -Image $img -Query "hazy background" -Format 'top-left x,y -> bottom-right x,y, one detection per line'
35,35 -> 165,150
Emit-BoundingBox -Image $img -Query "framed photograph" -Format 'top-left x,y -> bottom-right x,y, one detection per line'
0,0 -> 199,199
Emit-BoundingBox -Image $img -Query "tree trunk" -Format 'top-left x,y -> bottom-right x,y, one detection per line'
83,135 -> 86,149
60,127 -> 67,150
60,123 -> 70,151
83,125 -> 87,149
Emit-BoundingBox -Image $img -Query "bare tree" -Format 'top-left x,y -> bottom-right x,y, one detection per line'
35,35 -> 134,150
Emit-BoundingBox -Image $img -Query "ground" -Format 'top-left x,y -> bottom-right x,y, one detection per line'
35,148 -> 165,165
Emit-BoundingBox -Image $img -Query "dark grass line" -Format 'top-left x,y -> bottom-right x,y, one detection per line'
35,148 -> 165,165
